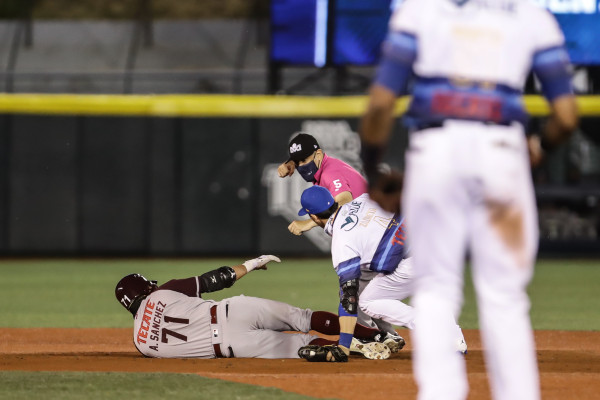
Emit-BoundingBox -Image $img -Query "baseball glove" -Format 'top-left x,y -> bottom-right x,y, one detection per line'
298,345 -> 348,362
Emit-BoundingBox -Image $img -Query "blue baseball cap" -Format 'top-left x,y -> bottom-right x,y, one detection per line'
298,186 -> 335,216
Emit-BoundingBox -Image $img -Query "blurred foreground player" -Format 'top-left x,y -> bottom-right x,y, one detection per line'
359,0 -> 578,399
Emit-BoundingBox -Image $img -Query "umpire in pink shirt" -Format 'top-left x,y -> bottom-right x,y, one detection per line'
278,132 -> 368,235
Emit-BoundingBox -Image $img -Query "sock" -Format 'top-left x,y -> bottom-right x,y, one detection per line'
339,332 -> 353,349
311,311 -> 381,339
353,323 -> 381,340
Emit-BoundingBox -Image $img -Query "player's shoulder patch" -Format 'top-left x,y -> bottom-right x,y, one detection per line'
340,214 -> 360,231
336,198 -> 364,232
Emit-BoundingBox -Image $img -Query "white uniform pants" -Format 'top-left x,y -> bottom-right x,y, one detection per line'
359,258 -> 415,328
357,268 -> 398,334
360,258 -> 465,348
404,121 -> 540,400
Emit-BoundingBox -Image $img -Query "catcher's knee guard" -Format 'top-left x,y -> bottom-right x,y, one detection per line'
298,345 -> 348,362
340,278 -> 359,315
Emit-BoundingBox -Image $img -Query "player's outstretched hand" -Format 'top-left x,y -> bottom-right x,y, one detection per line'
243,255 -> 281,272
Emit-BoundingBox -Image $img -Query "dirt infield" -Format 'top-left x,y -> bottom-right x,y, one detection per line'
1,328 -> 599,400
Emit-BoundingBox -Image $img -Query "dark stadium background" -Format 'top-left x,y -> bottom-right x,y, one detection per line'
0,0 -> 598,257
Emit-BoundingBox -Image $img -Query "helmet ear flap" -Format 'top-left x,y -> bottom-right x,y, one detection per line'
115,274 -> 156,313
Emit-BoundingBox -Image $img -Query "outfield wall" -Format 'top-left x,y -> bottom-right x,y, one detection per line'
0,95 -> 598,256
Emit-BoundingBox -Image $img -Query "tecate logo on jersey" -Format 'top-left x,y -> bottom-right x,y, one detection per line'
136,300 -> 166,353
290,143 -> 302,153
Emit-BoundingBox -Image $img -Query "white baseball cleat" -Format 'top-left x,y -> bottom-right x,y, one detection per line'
457,338 -> 468,355
380,332 -> 406,353
370,331 -> 406,353
350,337 -> 391,360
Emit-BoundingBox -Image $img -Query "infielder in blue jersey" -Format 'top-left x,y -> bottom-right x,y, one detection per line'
297,185 -> 466,363
359,0 -> 578,399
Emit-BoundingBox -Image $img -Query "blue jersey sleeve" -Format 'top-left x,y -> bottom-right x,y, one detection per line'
374,31 -> 417,95
370,215 -> 407,274
336,257 -> 362,283
532,46 -> 573,102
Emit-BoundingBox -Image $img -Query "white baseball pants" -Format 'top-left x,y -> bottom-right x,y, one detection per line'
404,121 -> 540,400
359,257 -> 466,349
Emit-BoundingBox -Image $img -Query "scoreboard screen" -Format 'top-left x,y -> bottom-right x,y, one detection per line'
270,0 -> 600,66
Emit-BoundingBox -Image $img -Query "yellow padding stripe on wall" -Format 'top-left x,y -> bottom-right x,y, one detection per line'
0,94 -> 599,117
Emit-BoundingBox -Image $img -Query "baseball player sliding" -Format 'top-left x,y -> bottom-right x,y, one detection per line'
296,185 -> 466,363
359,0 -> 578,398
115,255 -> 390,359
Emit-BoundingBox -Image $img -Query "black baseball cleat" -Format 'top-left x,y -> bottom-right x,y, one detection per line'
372,331 -> 406,353
298,345 -> 348,362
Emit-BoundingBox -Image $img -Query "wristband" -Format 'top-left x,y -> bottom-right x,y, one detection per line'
243,258 -> 260,272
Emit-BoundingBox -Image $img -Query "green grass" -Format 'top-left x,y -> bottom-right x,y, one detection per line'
0,258 -> 597,400
0,371 -> 324,400
0,258 -> 340,328
0,258 -> 599,329
459,259 -> 600,330
528,260 -> 600,329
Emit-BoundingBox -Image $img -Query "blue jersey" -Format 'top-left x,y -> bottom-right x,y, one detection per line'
374,0 -> 573,129
325,193 -> 409,285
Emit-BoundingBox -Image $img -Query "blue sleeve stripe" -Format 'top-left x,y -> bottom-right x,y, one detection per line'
374,31 -> 417,95
336,257 -> 362,283
532,46 -> 573,102
382,31 -> 417,65
338,303 -> 357,318
371,215 -> 406,274
373,238 -> 394,271
533,45 -> 569,69
375,57 -> 412,96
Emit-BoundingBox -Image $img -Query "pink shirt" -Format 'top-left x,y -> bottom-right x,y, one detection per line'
313,154 -> 367,199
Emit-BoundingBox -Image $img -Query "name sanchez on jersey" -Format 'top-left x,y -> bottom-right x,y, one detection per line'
136,299 -> 167,352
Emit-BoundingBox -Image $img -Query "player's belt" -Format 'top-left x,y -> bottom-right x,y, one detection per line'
413,119 -> 512,131
210,305 -> 224,358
